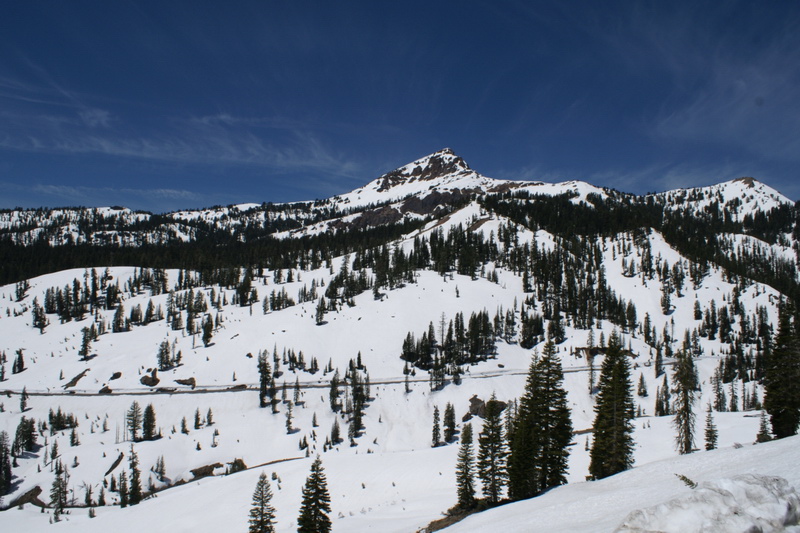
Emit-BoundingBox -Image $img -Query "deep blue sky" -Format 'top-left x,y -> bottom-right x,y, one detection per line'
1,1 -> 798,212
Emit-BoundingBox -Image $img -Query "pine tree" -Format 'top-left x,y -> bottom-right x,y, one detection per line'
756,410 -> 773,443
78,326 -> 92,360
20,386 -> 28,412
248,472 -> 277,533
455,423 -> 475,510
764,304 -> 800,439
202,315 -> 213,347
636,373 -> 648,397
129,444 -> 142,505
443,402 -> 456,443
477,393 -> 507,504
508,341 -> 572,499
258,351 -> 272,408
0,431 -> 11,497
286,402 -> 294,434
143,404 -> 157,441
431,406 -> 441,447
589,331 -> 635,480
127,401 -> 143,441
50,460 -> 68,521
673,349 -> 698,454
297,456 -> 332,533
119,471 -> 129,508
704,403 -> 718,451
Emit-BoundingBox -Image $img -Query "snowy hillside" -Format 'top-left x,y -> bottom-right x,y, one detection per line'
1,149 -> 799,532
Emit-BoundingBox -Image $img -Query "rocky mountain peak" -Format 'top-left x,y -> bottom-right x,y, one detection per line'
375,148 -> 471,192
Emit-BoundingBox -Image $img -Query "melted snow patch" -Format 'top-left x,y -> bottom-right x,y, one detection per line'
616,474 -> 800,533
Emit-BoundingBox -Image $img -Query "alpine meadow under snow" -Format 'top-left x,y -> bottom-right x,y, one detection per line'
1,149 -> 799,532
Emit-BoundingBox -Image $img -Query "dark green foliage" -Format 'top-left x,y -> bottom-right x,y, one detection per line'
432,406 -> 441,448
764,304 -> 800,439
0,431 -> 12,497
756,411 -> 773,443
202,315 -> 214,347
258,351 -> 272,408
673,350 -> 698,454
704,404 -> 717,451
297,456 -> 332,533
31,298 -> 48,334
143,404 -> 157,441
249,472 -> 276,533
50,460 -> 69,521
443,402 -> 456,443
477,394 -> 508,504
119,471 -> 129,508
508,341 -> 572,500
12,416 -> 37,455
128,445 -> 142,505
48,407 -> 79,434
455,423 -> 475,510
127,401 -> 143,442
589,331 -> 635,480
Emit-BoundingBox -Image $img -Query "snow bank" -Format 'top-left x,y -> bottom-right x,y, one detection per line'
616,474 -> 800,533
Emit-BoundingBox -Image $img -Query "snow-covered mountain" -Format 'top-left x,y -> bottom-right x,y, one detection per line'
1,149 -> 799,532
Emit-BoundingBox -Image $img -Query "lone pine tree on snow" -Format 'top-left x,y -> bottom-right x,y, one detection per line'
248,471 -> 277,533
297,456 -> 332,533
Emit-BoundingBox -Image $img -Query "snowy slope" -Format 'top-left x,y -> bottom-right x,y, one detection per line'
445,435 -> 800,533
1,149 -> 798,532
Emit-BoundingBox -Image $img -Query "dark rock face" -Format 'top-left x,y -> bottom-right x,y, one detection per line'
104,452 -> 125,477
376,148 -> 470,192
140,369 -> 160,387
5,485 -> 46,509
175,377 -> 196,389
190,463 -> 223,480
463,394 -> 508,421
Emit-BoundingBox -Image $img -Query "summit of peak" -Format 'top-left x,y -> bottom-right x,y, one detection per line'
374,149 -> 471,192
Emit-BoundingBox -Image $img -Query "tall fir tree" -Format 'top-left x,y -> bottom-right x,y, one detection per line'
258,351 -> 272,408
50,460 -> 69,522
126,401 -> 143,442
0,431 -> 12,497
443,402 -> 456,443
297,456 -> 332,533
119,470 -> 129,508
508,341 -> 572,499
128,444 -> 142,505
477,393 -> 508,504
588,331 -> 635,480
672,349 -> 698,454
704,403 -> 718,451
455,422 -> 475,510
764,304 -> 800,439
142,404 -> 157,441
432,406 -> 442,448
248,472 -> 277,533
756,410 -> 773,443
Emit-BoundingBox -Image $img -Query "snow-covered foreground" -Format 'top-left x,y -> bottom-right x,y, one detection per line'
4,428 -> 797,532
446,435 -> 800,533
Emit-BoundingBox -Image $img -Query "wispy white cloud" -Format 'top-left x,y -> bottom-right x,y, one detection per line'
31,184 -> 202,202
